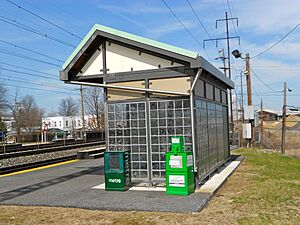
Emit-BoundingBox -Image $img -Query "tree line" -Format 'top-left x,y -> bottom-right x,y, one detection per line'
0,82 -> 104,141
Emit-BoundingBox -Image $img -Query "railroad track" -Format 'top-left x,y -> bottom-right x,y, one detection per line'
0,139 -> 104,154
0,141 -> 105,159
0,144 -> 106,175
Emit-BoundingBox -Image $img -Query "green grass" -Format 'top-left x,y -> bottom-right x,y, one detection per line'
232,148 -> 300,225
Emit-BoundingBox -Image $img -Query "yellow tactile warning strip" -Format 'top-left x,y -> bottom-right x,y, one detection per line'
0,159 -> 79,177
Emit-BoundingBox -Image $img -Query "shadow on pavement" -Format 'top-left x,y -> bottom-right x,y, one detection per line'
0,165 -> 104,202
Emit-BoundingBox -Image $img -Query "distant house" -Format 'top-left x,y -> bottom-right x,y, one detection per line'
257,108 -> 300,122
1,115 -> 15,132
257,109 -> 280,121
42,115 -> 104,133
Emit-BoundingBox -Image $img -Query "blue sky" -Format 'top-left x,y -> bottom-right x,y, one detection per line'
0,0 -> 300,114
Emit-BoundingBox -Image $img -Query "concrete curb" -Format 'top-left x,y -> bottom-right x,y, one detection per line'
197,155 -> 244,195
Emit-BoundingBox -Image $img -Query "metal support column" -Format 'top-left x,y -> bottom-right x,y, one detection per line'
190,68 -> 202,189
145,78 -> 153,186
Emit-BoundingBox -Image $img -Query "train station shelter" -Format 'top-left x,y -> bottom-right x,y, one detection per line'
60,24 -> 234,185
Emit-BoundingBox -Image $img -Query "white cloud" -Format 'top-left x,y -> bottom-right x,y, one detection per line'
146,20 -> 197,39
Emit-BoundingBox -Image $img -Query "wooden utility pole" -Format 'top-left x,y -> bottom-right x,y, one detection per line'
245,53 -> 252,106
245,53 -> 253,146
281,82 -> 287,154
80,85 -> 86,141
240,72 -> 244,123
260,99 -> 263,145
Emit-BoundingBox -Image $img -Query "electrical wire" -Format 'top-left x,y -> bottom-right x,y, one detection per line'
3,77 -> 69,90
0,16 -> 76,48
161,0 -> 211,60
185,0 -> 222,60
4,83 -> 78,96
250,68 -> 280,92
0,68 -> 57,80
0,39 -> 64,63
0,61 -> 56,77
5,0 -> 82,40
226,0 -> 239,43
252,22 -> 300,58
0,48 -> 61,67
186,0 -> 212,38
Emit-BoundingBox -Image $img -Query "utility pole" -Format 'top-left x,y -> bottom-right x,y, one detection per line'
245,53 -> 252,106
245,53 -> 253,146
240,72 -> 244,124
260,99 -> 263,145
80,85 -> 86,142
281,82 -> 287,154
218,49 -> 227,76
203,12 -> 240,133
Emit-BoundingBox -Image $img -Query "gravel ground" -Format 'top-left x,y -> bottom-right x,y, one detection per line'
0,146 -> 102,168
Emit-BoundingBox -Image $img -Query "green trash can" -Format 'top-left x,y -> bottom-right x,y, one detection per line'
166,136 -> 194,195
104,151 -> 131,191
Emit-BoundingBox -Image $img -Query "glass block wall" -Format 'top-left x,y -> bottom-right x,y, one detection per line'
107,102 -> 148,179
107,98 -> 192,181
107,97 -> 228,182
195,98 -> 230,180
149,99 -> 192,179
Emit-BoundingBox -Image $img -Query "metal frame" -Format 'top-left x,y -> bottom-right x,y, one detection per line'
69,81 -> 190,96
190,69 -> 202,179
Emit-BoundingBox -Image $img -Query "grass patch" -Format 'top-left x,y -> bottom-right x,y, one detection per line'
231,148 -> 300,224
0,148 -> 299,225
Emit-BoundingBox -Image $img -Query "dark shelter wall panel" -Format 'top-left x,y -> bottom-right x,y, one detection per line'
195,98 -> 230,181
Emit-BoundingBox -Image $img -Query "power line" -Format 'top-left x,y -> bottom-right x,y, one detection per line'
5,0 -> 82,40
226,0 -> 239,41
252,22 -> 300,58
0,16 -> 76,48
161,0 -> 211,60
3,76 -> 74,91
251,68 -> 280,92
4,83 -> 78,96
0,61 -> 56,77
185,0 -> 222,59
0,39 -> 64,63
2,75 -> 77,93
185,0 -> 212,38
0,68 -> 57,80
0,48 -> 61,67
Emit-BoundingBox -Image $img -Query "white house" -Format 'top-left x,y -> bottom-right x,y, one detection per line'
42,115 -> 104,133
1,115 -> 15,132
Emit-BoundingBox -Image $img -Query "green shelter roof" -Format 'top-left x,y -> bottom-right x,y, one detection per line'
62,24 -> 199,70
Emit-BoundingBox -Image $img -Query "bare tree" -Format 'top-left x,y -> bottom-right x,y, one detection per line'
19,95 -> 44,133
0,116 -> 6,132
47,111 -> 58,117
0,82 -> 7,115
84,87 -> 104,131
58,97 -> 78,116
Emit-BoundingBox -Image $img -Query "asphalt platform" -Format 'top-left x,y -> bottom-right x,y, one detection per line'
0,159 -> 212,213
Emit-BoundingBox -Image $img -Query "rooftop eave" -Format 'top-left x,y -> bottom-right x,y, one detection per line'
191,56 -> 234,89
62,24 -> 199,71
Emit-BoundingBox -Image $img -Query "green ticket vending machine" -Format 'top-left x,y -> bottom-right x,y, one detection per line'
104,151 -> 131,191
166,136 -> 194,195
